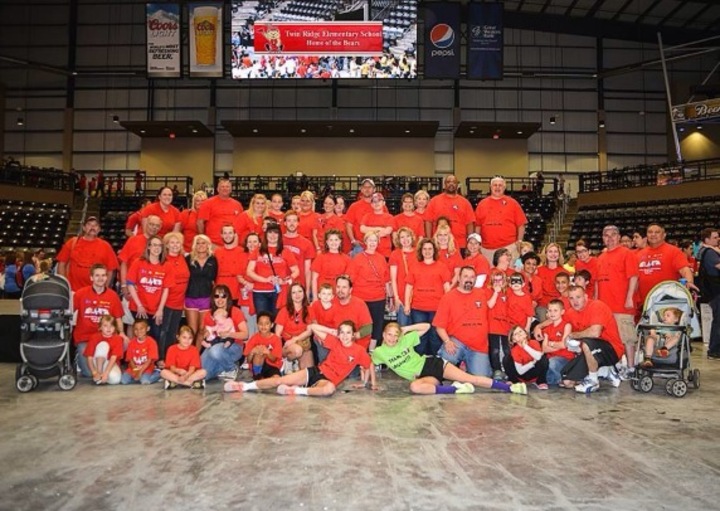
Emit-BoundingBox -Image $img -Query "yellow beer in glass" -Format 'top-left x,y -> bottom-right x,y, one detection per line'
193,6 -> 218,66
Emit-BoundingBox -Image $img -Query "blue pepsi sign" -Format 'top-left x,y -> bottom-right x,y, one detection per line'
424,3 -> 460,79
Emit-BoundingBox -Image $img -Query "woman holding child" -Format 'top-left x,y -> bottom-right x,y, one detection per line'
200,284 -> 249,380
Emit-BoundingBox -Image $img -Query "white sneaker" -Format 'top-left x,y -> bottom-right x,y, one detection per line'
605,368 -> 622,388
574,377 -> 600,394
277,384 -> 296,395
451,381 -> 475,394
510,382 -> 528,395
217,367 -> 239,381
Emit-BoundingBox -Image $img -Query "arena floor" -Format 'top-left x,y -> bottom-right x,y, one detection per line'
1,347 -> 718,511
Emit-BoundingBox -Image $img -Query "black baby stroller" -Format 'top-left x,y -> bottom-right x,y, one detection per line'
16,274 -> 76,392
631,280 -> 700,398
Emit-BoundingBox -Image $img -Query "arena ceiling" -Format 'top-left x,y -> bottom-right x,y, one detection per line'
500,0 -> 720,45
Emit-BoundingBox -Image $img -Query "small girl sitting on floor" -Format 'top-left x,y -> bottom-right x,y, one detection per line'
86,315 -> 124,385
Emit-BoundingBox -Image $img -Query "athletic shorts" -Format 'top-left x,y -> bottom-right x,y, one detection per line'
305,366 -> 329,387
184,296 -> 210,310
418,356 -> 446,382
254,363 -> 281,380
561,338 -> 620,381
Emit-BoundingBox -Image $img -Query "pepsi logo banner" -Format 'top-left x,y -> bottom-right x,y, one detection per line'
424,3 -> 460,79
253,22 -> 383,56
467,2 -> 504,80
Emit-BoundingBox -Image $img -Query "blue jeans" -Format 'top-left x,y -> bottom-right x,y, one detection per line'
158,307 -> 183,362
438,336 -> 492,377
314,337 -> 329,364
120,371 -> 160,385
201,342 -> 243,380
241,305 -> 257,338
253,291 -> 278,319
546,356 -> 569,385
410,309 -> 440,356
396,306 -> 411,327
75,342 -> 91,378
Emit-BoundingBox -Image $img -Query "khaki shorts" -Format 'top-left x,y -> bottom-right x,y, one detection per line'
614,313 -> 636,346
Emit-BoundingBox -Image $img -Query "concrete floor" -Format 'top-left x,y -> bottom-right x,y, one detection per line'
1,347 -> 719,511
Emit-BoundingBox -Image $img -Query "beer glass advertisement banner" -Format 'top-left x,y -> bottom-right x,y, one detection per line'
189,2 -> 223,77
231,0 -> 418,79
467,3 -> 503,80
423,3 -> 460,79
146,3 -> 181,78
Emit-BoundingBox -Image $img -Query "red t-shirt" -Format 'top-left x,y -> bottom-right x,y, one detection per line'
248,247 -> 299,292
406,260 -> 451,311
57,237 -> 119,291
463,253 -> 491,281
318,334 -> 372,386
330,296 -> 372,349
85,332 -> 124,361
297,211 -> 320,241
124,336 -> 159,374
510,339 -> 543,379
426,193 -> 475,249
125,210 -> 142,235
309,300 -> 335,328
283,234 -> 317,287
522,273 -> 544,303
438,248 -> 463,276
236,213 -> 264,245
506,291 -> 534,328
72,286 -> 123,345
542,320 -> 574,360
201,307 -> 247,345
596,246 -> 638,314
118,234 -> 148,269
164,253 -> 189,310
360,211 -> 395,258
388,249 -> 416,302
197,195 -> 244,245
487,288 -> 511,335
475,196 -> 528,250
140,202 -> 180,237
347,251 -> 389,302
637,242 -> 690,303
311,251 -> 350,290
126,259 -> 175,315
315,214 -> 348,252
267,210 -> 285,225
345,199 -> 375,245
536,265 -> 565,307
165,344 -> 202,371
565,299 -> 624,359
244,333 -> 283,369
433,288 -> 490,352
275,306 -> 315,342
393,213 -> 424,241
214,245 -> 246,300
574,256 -> 598,297
179,209 -> 199,253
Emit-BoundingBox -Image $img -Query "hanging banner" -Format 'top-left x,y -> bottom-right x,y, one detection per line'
423,3 -> 460,79
189,2 -> 224,77
146,3 -> 181,78
253,22 -> 383,56
671,98 -> 720,122
467,3 -> 503,80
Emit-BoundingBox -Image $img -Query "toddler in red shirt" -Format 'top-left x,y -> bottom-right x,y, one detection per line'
243,312 -> 283,380
121,319 -> 160,385
86,315 -> 124,385
160,326 -> 207,389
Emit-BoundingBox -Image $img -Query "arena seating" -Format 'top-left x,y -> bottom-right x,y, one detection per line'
0,200 -> 70,252
568,195 -> 720,251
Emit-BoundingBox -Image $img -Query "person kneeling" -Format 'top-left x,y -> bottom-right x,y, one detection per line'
371,322 -> 527,395
224,320 -> 374,396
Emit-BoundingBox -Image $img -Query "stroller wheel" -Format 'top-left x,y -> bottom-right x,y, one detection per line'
665,379 -> 677,396
58,374 -> 77,391
670,379 -> 688,398
691,369 -> 700,390
16,375 -> 36,393
630,378 -> 641,391
639,375 -> 653,393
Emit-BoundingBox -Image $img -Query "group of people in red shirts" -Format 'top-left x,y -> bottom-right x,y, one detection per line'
51,174 -> 703,396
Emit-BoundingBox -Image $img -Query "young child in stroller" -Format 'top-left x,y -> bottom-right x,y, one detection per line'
640,307 -> 682,368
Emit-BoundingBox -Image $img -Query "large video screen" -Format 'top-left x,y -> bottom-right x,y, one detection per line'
231,0 -> 417,79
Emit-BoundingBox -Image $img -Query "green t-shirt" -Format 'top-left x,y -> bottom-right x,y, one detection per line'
371,331 -> 425,381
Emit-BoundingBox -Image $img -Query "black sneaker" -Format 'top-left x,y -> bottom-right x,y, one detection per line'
707,352 -> 720,360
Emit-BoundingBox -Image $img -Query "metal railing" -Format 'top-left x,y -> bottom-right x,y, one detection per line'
0,162 -> 75,191
578,157 -> 720,193
77,171 -> 193,198
465,176 -> 560,200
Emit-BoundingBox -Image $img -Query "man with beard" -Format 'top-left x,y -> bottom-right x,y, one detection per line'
57,216 -> 119,291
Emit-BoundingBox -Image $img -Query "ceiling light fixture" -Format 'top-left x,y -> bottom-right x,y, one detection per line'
252,129 -> 258,133
16,117 -> 24,126
599,120 -> 605,129
697,124 -> 703,130
169,132 -> 176,139
550,116 -> 556,125
517,131 -> 523,135
492,133 -> 500,140
112,115 -> 119,124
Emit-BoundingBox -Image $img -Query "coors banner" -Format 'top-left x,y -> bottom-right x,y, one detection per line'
146,3 -> 181,78
189,2 -> 224,78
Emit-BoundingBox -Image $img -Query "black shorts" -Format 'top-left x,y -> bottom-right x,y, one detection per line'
418,356 -> 446,382
561,338 -> 620,381
253,363 -> 281,380
305,366 -> 329,387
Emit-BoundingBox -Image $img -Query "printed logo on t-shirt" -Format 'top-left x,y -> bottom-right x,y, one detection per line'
475,301 -> 482,308
639,257 -> 662,275
139,272 -> 164,293
347,355 -> 355,363
83,305 -> 110,320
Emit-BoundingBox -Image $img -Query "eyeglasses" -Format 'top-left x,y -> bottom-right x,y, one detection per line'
214,294 -> 227,299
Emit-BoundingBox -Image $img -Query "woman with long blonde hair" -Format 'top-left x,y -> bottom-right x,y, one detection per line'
434,222 -> 463,287
536,242 -> 565,321
297,190 -> 319,241
237,193 -> 267,244
185,234 -> 218,347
